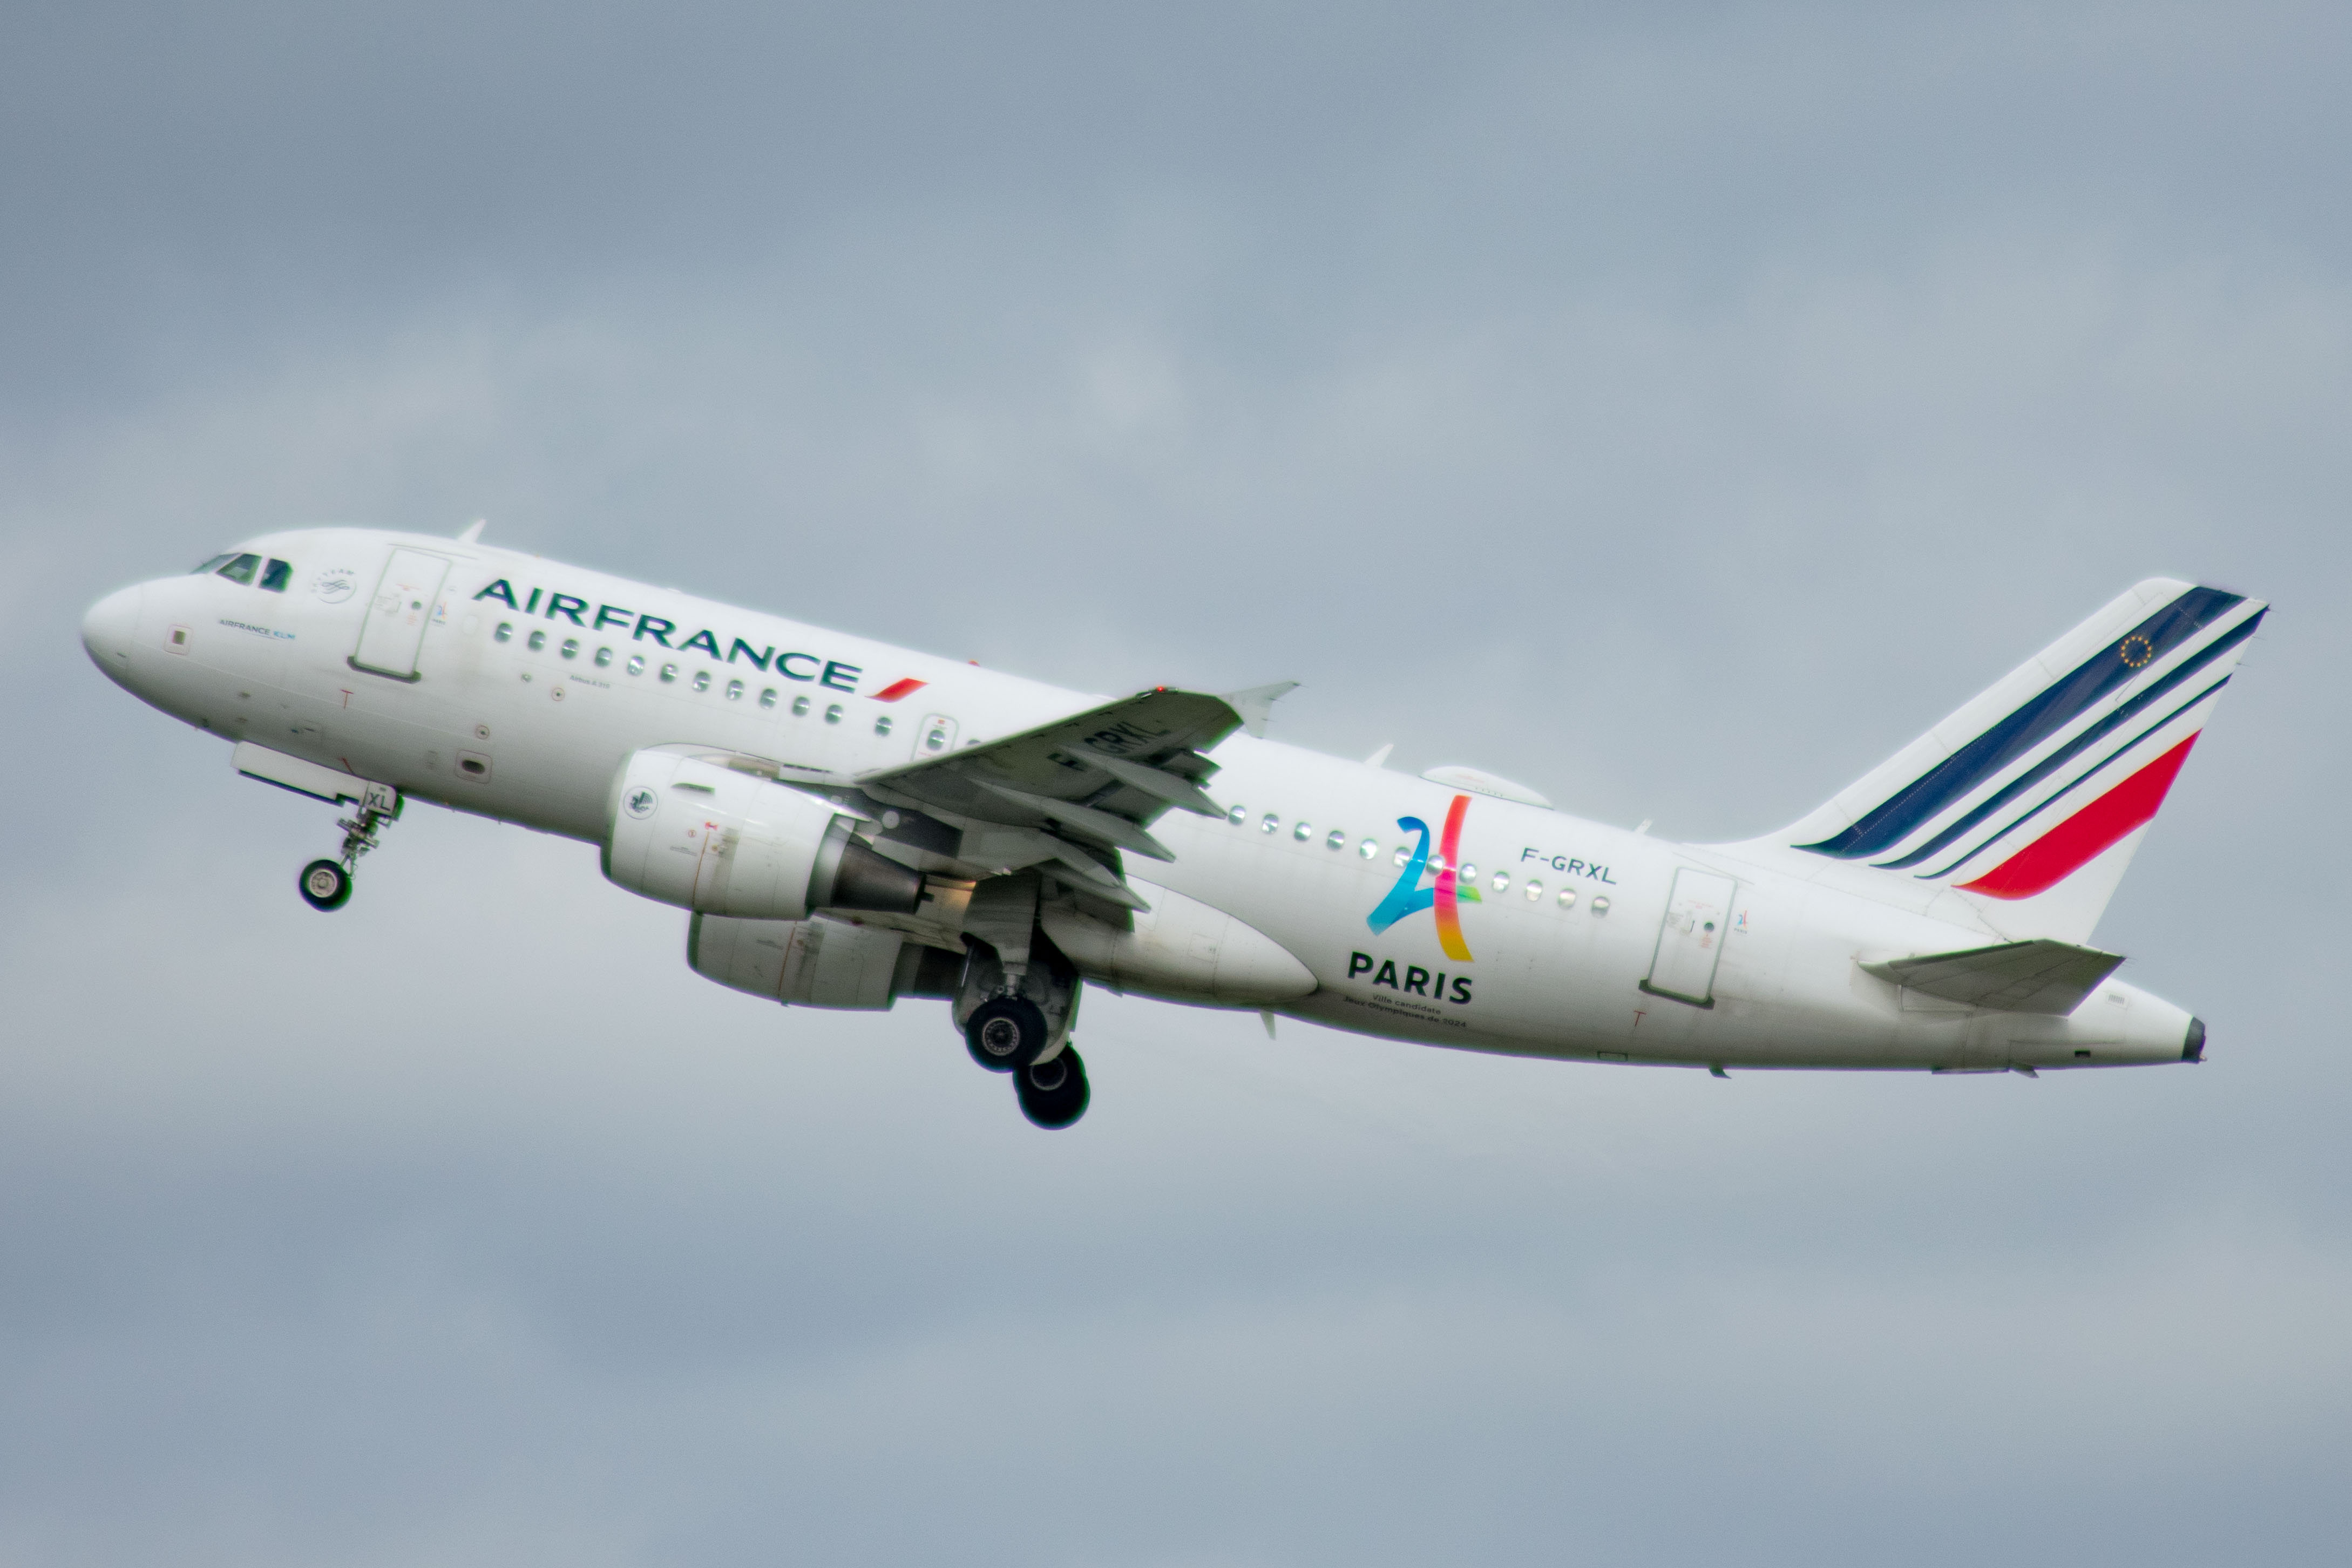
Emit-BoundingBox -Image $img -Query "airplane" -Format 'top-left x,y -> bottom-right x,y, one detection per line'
80,524 -> 2266,1129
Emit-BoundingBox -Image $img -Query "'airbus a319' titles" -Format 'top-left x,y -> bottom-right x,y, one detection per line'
83,525 -> 2265,1128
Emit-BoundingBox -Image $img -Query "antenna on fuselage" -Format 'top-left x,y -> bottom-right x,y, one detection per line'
457,519 -> 487,544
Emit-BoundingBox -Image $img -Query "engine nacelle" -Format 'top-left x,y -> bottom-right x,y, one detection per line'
604,747 -> 922,920
691,913 -> 968,1010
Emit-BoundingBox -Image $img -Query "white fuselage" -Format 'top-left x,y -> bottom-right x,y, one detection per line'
83,527 -> 2199,1074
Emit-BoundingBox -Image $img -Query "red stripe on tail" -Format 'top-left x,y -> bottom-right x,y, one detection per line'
1957,733 -> 2200,900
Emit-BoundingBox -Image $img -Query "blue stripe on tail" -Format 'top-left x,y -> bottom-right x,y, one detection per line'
1797,586 -> 2244,861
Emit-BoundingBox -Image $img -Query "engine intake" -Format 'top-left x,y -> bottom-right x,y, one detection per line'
604,747 -> 921,919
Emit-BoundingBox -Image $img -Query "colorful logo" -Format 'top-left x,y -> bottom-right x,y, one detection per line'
1367,793 -> 1478,961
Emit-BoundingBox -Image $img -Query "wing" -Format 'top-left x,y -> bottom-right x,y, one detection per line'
856,686 -> 1272,911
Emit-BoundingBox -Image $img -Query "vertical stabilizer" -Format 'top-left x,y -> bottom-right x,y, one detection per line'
1749,579 -> 2266,943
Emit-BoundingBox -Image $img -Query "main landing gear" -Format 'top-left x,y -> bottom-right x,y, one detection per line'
960,996 -> 1092,1129
953,899 -> 1090,1129
297,786 -> 400,912
1015,1047 -> 1089,1130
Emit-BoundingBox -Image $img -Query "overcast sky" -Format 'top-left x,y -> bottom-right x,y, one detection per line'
4,3 -> 2349,1564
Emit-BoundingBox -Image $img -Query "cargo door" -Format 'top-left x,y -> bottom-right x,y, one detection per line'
350,548 -> 451,681
1642,866 -> 1737,1008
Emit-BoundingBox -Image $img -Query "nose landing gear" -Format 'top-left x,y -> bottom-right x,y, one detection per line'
299,859 -> 352,911
296,785 -> 400,912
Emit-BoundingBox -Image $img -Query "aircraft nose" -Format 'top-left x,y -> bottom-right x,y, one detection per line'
81,584 -> 142,676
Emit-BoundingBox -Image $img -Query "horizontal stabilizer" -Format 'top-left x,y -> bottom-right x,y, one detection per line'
1861,939 -> 2125,1015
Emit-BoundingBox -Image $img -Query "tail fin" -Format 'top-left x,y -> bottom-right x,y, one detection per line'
1757,579 -> 2267,942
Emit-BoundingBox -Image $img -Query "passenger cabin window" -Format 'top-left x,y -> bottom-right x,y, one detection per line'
1292,821 -> 1312,841
875,715 -> 893,736
660,663 -> 679,682
560,639 -> 580,659
1359,838 -> 1378,858
691,670 -> 710,692
494,622 -> 514,643
527,630 -> 546,651
216,553 -> 260,586
259,559 -> 293,592
626,654 -> 645,676
1326,830 -> 1345,851
793,695 -> 811,716
1525,879 -> 1544,901
824,703 -> 843,723
1260,813 -> 1279,834
759,688 -> 778,710
595,647 -> 614,668
725,678 -> 744,701
1228,805 -> 1248,825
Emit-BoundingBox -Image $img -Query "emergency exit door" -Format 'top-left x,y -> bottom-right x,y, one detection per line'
912,712 -> 959,759
350,549 -> 451,681
1642,866 -> 1737,1007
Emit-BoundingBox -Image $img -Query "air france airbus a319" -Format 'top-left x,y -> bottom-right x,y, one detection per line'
81,524 -> 2265,1128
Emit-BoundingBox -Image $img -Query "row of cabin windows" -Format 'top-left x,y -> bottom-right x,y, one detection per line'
492,621 -> 900,736
1222,802 -> 1610,912
194,552 -> 293,593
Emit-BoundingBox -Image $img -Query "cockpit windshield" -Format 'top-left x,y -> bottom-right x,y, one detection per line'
192,552 -> 293,588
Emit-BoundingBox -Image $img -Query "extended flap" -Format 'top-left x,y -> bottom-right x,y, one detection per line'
1860,939 -> 2125,1015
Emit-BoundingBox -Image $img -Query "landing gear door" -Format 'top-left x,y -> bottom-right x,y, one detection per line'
1642,866 -> 1737,1007
912,713 -> 958,760
350,548 -> 451,681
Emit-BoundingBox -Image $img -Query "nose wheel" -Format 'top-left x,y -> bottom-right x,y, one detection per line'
299,859 -> 353,911
296,788 -> 399,912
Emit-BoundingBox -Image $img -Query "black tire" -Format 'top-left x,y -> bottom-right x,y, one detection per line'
964,996 -> 1049,1071
1015,1046 -> 1089,1130
298,859 -> 352,912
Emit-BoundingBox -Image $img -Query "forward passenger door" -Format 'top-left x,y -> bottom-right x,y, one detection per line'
350,548 -> 452,682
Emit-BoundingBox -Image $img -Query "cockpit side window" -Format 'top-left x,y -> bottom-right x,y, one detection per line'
192,553 -> 236,574
259,558 -> 293,593
216,553 -> 260,586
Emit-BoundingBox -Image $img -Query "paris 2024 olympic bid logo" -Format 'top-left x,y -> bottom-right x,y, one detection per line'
1367,793 -> 1479,962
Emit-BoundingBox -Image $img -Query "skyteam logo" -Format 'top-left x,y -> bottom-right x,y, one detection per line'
1367,793 -> 1479,961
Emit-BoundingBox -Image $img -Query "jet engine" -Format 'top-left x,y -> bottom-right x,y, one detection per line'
690,912 -> 963,1009
603,746 -> 922,920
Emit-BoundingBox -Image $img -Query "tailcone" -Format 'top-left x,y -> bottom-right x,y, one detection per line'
2183,1016 -> 2207,1063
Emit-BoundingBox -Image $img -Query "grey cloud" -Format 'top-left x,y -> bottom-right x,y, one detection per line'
4,2 -> 2350,1563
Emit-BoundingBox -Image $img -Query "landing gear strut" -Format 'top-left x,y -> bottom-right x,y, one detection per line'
949,891 -> 1090,1126
297,784 -> 400,913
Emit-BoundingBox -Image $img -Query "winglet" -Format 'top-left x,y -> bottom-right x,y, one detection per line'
1223,681 -> 1298,739
457,518 -> 487,544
